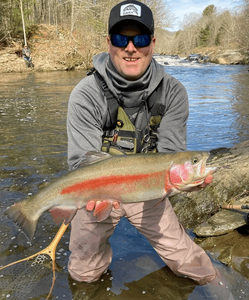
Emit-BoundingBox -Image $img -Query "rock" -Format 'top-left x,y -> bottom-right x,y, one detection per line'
196,228 -> 249,279
188,53 -> 201,61
231,238 -> 249,279
218,246 -> 233,265
209,50 -> 244,65
193,208 -> 249,237
173,141 -> 249,279
170,140 -> 249,229
195,230 -> 244,266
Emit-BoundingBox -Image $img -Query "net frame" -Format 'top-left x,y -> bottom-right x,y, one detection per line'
0,221 -> 69,300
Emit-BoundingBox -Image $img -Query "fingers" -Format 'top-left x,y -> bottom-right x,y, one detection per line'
200,174 -> 213,188
204,174 -> 213,184
86,200 -> 120,211
113,201 -> 120,209
86,200 -> 96,211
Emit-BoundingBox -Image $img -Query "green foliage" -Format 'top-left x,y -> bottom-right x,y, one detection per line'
202,5 -> 217,17
175,30 -> 182,37
0,0 -> 34,44
199,25 -> 211,47
215,24 -> 226,46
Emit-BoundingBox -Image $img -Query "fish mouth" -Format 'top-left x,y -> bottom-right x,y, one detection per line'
187,165 -> 217,187
173,156 -> 217,190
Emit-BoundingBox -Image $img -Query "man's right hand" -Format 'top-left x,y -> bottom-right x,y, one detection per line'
86,200 -> 120,211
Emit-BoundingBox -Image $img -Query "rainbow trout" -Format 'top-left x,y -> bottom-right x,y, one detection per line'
5,151 -> 216,240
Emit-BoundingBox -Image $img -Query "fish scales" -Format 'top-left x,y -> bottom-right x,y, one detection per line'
4,151 -> 216,240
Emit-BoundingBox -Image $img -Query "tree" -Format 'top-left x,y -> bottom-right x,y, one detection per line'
202,5 -> 217,17
234,0 -> 249,51
20,0 -> 27,45
199,24 -> 211,47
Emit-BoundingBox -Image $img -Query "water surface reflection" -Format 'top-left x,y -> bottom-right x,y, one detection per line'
0,67 -> 249,299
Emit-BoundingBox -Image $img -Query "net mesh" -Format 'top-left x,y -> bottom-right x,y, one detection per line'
0,254 -> 54,300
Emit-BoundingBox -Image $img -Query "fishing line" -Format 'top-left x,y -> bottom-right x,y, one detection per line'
0,221 -> 69,300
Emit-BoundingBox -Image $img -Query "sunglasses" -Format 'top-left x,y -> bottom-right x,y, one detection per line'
110,34 -> 152,48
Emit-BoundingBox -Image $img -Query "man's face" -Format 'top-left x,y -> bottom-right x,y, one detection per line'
107,25 -> 156,81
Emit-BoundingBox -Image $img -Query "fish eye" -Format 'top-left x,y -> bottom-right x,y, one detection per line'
191,157 -> 199,164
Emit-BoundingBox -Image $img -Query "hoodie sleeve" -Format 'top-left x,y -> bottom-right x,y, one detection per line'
157,74 -> 189,153
67,75 -> 107,169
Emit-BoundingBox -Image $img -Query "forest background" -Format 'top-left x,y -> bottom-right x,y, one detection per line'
0,0 -> 249,70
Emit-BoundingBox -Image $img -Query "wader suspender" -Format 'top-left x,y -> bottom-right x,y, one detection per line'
89,69 -> 165,154
94,71 -> 119,130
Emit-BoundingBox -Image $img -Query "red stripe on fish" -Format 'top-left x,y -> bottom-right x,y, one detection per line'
60,172 -> 162,195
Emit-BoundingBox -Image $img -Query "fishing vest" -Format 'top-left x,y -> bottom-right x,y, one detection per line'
87,68 -> 166,155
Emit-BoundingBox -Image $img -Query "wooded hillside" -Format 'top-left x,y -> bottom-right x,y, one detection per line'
0,0 -> 248,62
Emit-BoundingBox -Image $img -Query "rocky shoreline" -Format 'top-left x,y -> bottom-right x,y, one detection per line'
170,140 -> 249,279
0,46 -> 87,74
0,45 -> 248,74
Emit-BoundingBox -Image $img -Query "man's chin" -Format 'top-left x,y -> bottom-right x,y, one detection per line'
121,70 -> 143,81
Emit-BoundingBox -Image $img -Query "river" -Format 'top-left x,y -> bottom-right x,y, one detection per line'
0,60 -> 249,299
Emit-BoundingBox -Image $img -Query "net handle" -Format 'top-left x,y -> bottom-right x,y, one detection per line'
0,221 -> 70,300
41,221 -> 69,261
0,221 -> 70,270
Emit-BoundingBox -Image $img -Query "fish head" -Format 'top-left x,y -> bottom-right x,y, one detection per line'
167,151 -> 216,194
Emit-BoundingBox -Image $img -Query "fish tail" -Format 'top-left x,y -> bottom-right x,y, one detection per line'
5,202 -> 38,240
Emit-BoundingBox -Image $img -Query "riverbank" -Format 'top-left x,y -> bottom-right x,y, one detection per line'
0,24 -> 248,73
0,25 -> 93,74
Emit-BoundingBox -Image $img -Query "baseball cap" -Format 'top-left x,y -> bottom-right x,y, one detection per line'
108,0 -> 154,35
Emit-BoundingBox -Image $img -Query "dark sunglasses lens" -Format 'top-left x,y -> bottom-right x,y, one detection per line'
111,34 -> 151,47
111,35 -> 128,47
133,35 -> 151,47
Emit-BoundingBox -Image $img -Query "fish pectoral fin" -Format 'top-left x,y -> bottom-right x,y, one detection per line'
152,196 -> 167,208
93,200 -> 113,222
49,207 -> 77,224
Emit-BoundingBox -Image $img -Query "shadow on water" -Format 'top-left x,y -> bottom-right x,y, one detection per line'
0,67 -> 249,299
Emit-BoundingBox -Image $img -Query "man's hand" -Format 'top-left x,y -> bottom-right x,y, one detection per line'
190,174 -> 213,192
86,200 -> 120,211
201,173 -> 213,186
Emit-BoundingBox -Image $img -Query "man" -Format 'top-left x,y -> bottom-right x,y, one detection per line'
22,45 -> 33,69
67,0 -> 217,286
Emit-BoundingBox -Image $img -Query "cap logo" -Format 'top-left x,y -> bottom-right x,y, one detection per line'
120,4 -> 141,17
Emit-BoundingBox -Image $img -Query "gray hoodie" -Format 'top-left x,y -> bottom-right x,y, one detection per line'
67,52 -> 189,169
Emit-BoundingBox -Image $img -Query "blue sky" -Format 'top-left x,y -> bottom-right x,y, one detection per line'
166,0 -> 239,31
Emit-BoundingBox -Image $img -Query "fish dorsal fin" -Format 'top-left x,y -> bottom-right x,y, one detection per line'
78,151 -> 112,168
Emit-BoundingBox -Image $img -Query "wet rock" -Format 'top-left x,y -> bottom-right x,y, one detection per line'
169,140 -> 249,279
170,140 -> 249,229
188,53 -> 201,61
195,230 -> 244,266
218,246 -> 233,265
186,53 -> 209,63
231,238 -> 249,279
193,208 -> 249,237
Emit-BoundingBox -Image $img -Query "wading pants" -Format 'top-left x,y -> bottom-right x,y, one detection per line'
68,198 -> 217,284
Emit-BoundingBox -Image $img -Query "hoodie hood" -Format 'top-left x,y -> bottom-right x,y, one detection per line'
92,53 -> 165,114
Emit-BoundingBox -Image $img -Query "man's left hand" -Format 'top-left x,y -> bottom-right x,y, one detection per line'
190,174 -> 213,192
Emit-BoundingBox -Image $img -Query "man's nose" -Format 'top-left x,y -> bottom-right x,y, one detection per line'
125,40 -> 137,51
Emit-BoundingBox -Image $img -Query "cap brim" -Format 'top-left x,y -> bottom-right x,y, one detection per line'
109,18 -> 153,34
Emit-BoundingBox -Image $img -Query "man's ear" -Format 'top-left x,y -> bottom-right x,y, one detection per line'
107,36 -> 111,53
152,37 -> 156,51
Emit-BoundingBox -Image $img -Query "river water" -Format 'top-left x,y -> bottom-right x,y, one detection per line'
0,60 -> 249,299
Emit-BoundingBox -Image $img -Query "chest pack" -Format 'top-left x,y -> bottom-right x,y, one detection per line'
87,68 -> 166,155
